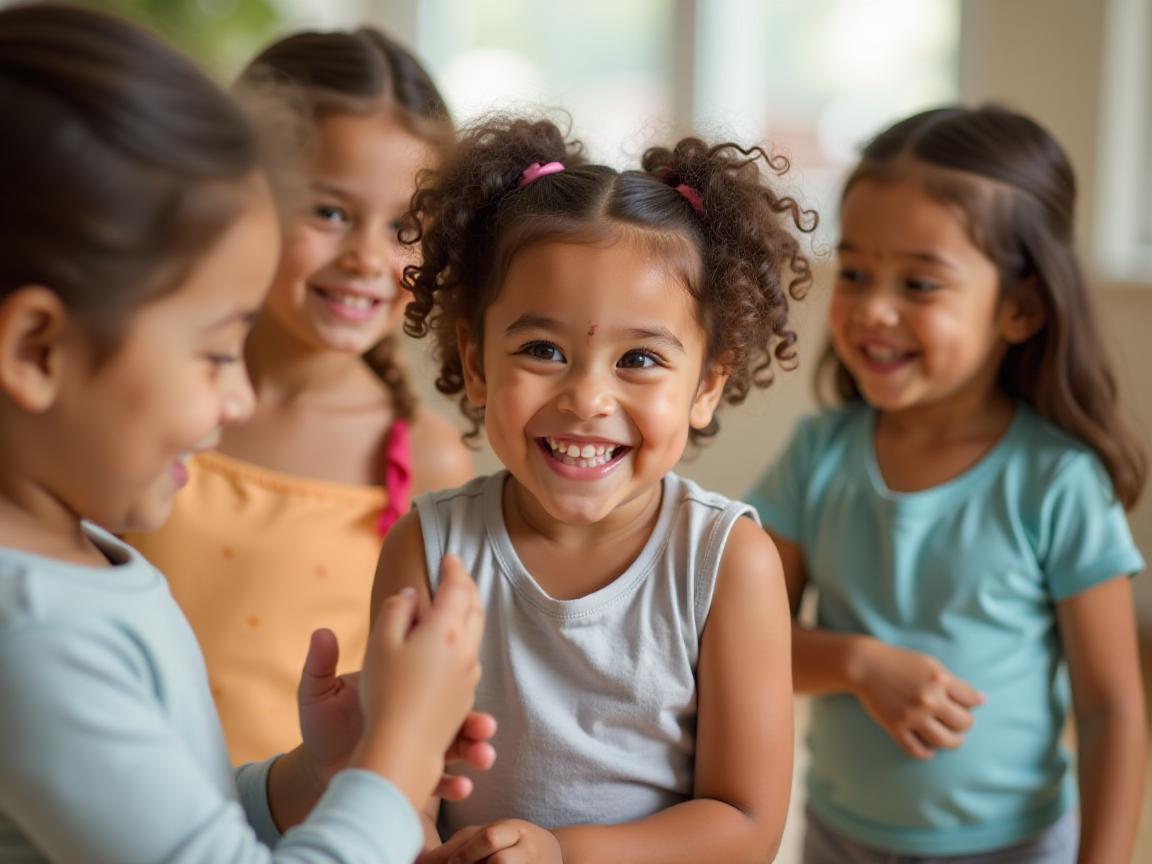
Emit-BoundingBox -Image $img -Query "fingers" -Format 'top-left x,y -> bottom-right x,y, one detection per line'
375,586 -> 420,644
459,710 -> 498,742
423,555 -> 484,658
435,773 -> 474,801
449,821 -> 523,862
298,628 -> 339,700
946,676 -> 986,709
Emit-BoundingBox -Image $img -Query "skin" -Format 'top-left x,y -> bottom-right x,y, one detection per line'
783,176 -> 1145,861
371,236 -> 795,864
222,109 -> 472,492
0,174 -> 495,830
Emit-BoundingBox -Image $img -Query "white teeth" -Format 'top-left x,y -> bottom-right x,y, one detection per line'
317,288 -> 377,310
544,437 -> 621,469
863,345 -> 905,363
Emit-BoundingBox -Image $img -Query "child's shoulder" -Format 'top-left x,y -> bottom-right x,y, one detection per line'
1006,403 -> 1107,483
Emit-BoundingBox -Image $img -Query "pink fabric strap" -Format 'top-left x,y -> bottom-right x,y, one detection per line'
519,161 -> 565,188
376,418 -> 412,536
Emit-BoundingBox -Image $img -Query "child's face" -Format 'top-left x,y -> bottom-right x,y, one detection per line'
461,238 -> 726,527
53,183 -> 280,533
262,111 -> 436,355
829,178 -> 1021,417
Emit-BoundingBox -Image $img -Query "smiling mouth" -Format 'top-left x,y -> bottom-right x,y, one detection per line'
311,285 -> 382,311
539,437 -> 630,469
860,343 -> 916,364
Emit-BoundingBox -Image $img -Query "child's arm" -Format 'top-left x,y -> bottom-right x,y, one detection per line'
369,511 -> 453,852
427,518 -> 794,864
775,534 -> 983,759
1057,576 -> 1146,864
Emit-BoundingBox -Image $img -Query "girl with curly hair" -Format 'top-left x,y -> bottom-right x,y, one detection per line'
370,115 -> 817,863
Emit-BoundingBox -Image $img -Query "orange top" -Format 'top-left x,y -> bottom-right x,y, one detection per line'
125,424 -> 410,764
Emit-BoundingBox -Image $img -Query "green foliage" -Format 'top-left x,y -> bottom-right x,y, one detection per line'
80,0 -> 283,75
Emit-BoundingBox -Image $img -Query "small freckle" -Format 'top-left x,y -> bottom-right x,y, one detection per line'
221,547 -> 235,560
315,565 -> 327,580
246,615 -> 261,629
211,685 -> 223,698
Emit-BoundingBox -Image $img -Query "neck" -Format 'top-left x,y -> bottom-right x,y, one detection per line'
243,314 -> 373,406
504,475 -> 664,550
877,387 -> 1016,443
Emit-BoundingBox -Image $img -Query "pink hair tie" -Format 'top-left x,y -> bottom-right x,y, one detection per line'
674,183 -> 704,215
519,161 -> 565,188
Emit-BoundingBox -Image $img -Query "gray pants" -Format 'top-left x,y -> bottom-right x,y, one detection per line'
803,808 -> 1078,864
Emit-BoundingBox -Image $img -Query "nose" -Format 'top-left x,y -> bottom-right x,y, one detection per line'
855,285 -> 900,328
220,362 -> 256,425
339,224 -> 389,278
556,364 -> 616,420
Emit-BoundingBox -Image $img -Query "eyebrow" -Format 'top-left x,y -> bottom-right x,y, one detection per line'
837,241 -> 959,270
504,314 -> 685,352
312,181 -> 357,202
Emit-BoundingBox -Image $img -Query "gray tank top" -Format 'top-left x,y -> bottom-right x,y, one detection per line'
415,470 -> 756,833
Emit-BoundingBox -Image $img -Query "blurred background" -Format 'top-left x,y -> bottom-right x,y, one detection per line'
8,0 -> 1149,858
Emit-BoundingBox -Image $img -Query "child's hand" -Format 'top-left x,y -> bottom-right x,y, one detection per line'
296,629 -> 496,797
851,639 -> 985,760
350,554 -> 485,807
297,628 -> 363,788
437,710 -> 498,801
424,819 -> 563,864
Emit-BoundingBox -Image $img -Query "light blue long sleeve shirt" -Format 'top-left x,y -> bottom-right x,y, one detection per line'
0,524 -> 421,863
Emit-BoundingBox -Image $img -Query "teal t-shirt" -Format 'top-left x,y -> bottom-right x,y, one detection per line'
746,404 -> 1144,856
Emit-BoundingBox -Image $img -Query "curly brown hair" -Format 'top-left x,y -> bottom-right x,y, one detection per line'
402,115 -> 817,444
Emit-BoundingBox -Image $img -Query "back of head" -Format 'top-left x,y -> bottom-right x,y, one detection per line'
821,104 -> 1145,507
0,3 -> 261,351
403,115 -> 817,443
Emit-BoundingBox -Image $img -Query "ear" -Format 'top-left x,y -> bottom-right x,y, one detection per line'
0,286 -> 71,413
1001,278 -> 1046,345
457,321 -> 487,408
689,358 -> 729,430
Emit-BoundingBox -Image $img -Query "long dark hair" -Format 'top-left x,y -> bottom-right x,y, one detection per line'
403,115 -> 817,444
240,27 -> 454,421
0,3 -> 264,355
818,104 -> 1145,508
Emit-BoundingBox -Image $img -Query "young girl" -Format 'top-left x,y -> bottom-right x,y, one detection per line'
369,116 -> 813,863
0,5 -> 491,861
125,27 -> 474,765
748,105 -> 1147,862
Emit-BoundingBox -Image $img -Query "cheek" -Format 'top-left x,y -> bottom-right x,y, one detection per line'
279,230 -> 333,285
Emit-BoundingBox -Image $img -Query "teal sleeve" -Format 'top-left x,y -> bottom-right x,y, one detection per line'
0,622 -> 423,863
1037,451 -> 1146,600
744,417 -> 814,542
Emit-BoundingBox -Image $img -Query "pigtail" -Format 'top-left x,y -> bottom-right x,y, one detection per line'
642,139 -> 818,438
363,334 -> 417,421
402,115 -> 585,441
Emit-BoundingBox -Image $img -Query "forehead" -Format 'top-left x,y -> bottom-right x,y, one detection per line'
311,111 -> 436,189
840,178 -> 980,253
492,239 -> 701,331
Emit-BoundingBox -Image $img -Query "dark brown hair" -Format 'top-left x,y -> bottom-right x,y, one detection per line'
403,115 -> 817,444
818,104 -> 1146,508
240,27 -> 454,420
0,3 -> 264,354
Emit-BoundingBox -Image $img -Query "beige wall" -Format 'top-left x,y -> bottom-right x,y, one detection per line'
403,0 -> 1152,622
959,0 -> 1152,622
